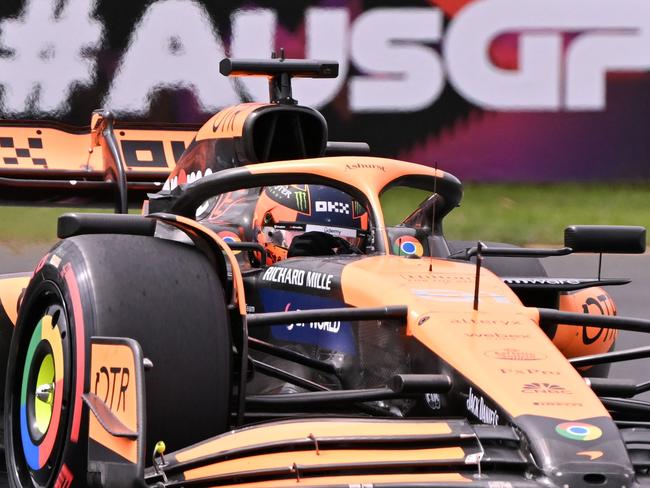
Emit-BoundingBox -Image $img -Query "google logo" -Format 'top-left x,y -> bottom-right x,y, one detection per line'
555,422 -> 603,441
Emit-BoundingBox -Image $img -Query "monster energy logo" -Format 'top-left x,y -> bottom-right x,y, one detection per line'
353,201 -> 366,216
295,191 -> 308,212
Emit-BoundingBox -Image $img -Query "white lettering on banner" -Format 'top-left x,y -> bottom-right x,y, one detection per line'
466,387 -> 500,426
350,8 -> 443,112
0,0 -> 102,113
445,0 -> 650,110
262,267 -> 333,290
3,2 -> 650,116
104,0 -> 239,114
230,8 -> 277,102
292,8 -> 349,107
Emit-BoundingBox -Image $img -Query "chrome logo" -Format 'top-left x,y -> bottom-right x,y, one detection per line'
393,236 -> 424,257
218,231 -> 242,255
556,422 -> 603,441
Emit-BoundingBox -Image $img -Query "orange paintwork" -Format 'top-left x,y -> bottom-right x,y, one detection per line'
246,157 -> 446,251
184,446 -> 466,481
88,342 -> 139,463
0,274 -> 30,325
218,472 -> 470,488
196,103 -> 267,142
340,256 -> 609,421
0,124 -> 194,176
553,288 -> 618,359
175,418 -> 453,462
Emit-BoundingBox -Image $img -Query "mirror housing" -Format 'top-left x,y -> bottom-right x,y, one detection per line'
564,225 -> 646,254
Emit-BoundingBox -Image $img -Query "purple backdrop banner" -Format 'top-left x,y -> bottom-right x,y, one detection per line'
1,0 -> 649,181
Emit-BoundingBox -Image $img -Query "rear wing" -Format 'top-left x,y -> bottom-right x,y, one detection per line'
0,110 -> 198,212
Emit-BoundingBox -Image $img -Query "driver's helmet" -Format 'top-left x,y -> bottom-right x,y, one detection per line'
253,184 -> 368,264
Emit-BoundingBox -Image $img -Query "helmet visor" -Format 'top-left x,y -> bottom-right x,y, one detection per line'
264,222 -> 364,249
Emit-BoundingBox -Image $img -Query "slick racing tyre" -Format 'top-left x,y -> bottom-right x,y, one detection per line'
4,234 -> 231,487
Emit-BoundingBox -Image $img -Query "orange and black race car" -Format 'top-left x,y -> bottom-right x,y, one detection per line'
0,57 -> 649,488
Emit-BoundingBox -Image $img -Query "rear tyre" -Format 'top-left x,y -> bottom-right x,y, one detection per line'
5,234 -> 231,487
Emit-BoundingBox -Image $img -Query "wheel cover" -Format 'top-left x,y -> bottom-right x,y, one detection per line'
19,307 -> 66,475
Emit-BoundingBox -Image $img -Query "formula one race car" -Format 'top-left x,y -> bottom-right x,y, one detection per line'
0,57 -> 649,488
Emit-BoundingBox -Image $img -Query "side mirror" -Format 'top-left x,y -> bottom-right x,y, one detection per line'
564,225 -> 646,254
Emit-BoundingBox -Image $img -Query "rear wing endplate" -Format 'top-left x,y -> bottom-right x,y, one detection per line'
0,112 -> 198,211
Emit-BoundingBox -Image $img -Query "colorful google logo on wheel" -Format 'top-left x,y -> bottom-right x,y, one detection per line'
20,313 -> 65,471
555,422 -> 603,441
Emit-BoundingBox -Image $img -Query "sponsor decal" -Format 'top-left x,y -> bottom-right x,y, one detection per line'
533,401 -> 583,407
211,106 -> 245,134
20,312 -> 68,470
260,290 -> 355,353
417,315 -> 430,326
264,186 -> 311,213
262,266 -> 334,291
285,303 -> 341,334
401,272 -> 473,283
93,365 -> 131,412
121,140 -> 171,167
393,236 -> 424,257
295,191 -> 309,212
522,382 -> 569,394
413,289 -> 510,304
504,278 -> 581,285
218,231 -> 241,255
48,254 -> 62,269
466,387 -> 500,426
315,200 -> 350,214
556,422 -> 603,441
576,450 -> 604,460
465,332 -> 530,340
580,294 -> 617,345
487,483 -> 513,488
425,393 -> 441,410
453,318 -> 522,326
582,327 -> 617,345
0,136 -> 47,166
485,348 -> 546,361
499,368 -> 560,376
345,162 -> 385,172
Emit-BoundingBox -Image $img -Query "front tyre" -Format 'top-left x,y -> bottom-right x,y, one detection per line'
5,281 -> 73,487
5,234 -> 232,487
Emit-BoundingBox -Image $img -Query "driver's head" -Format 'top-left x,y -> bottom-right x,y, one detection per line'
253,184 -> 368,264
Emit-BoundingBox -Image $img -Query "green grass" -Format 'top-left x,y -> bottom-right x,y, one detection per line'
2,183 -> 649,247
382,183 -> 650,245
0,207 -> 113,249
